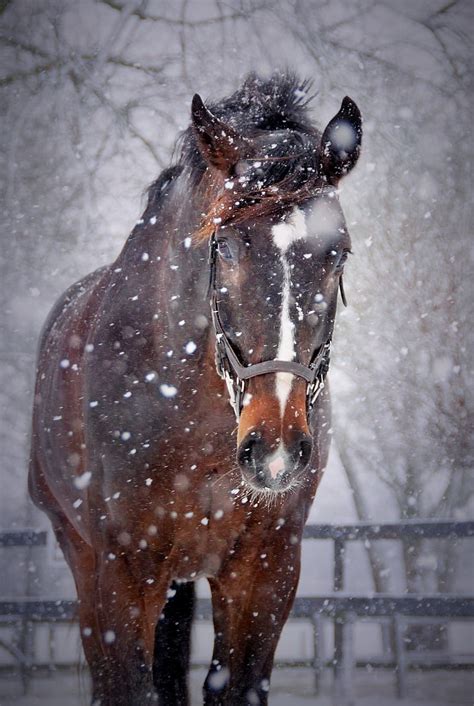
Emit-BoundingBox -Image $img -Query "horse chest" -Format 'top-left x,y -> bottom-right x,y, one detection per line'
104,461 -> 249,578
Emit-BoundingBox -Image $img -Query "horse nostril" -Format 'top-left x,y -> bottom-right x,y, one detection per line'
237,433 -> 265,470
238,441 -> 254,468
294,437 -> 312,469
237,436 -> 261,466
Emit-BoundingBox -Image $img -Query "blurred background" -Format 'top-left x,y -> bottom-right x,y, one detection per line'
0,1 -> 473,704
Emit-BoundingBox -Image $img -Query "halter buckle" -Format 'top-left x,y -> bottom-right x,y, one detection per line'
308,378 -> 325,407
224,370 -> 245,416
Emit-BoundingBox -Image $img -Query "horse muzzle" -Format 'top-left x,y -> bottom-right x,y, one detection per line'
237,429 -> 312,491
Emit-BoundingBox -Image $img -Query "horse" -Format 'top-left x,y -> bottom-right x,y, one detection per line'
29,73 -> 362,706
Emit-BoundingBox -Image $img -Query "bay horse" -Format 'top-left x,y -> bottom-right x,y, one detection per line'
29,73 -> 362,706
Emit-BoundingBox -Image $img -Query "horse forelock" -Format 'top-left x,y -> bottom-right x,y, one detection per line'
210,78 -> 320,236
144,73 -> 324,244
187,73 -> 323,242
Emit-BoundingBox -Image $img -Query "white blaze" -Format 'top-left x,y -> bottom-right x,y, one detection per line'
272,207 -> 307,252
271,208 -> 307,416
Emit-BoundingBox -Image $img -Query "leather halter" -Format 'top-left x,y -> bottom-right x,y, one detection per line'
208,234 -> 335,419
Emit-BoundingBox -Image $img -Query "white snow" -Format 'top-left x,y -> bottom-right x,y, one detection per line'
242,392 -> 253,406
73,471 -> 91,490
5,669 -> 472,706
159,383 -> 177,398
328,120 -> 358,151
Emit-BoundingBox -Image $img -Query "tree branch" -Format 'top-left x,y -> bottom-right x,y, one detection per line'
100,0 -> 267,26
0,61 -> 61,86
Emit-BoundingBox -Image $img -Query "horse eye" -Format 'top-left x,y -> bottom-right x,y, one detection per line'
335,250 -> 350,271
217,240 -> 234,262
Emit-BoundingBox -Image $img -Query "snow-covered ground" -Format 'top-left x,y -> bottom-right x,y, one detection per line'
1,668 -> 473,706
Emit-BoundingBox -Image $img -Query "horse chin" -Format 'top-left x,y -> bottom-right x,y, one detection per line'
240,469 -> 303,500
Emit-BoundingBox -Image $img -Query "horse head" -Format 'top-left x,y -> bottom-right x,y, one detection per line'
190,78 -> 362,494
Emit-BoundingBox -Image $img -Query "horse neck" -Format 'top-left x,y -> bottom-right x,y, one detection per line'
117,169 -> 213,358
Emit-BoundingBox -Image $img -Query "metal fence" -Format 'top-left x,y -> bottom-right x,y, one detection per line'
1,520 -> 473,705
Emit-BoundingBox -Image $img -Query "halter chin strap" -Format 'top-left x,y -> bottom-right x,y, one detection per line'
208,234 -> 332,419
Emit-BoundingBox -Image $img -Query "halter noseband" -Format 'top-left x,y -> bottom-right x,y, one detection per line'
208,234 -> 334,419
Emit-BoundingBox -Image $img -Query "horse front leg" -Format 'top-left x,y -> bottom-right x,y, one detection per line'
153,581 -> 195,706
88,554 -> 167,706
49,517 -> 116,706
204,536 -> 302,706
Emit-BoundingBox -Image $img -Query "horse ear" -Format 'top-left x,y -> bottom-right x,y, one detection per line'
191,94 -> 243,172
320,97 -> 362,185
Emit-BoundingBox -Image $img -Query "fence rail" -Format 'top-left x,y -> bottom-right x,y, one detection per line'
2,593 -> 473,622
0,530 -> 47,547
303,519 -> 474,540
1,520 -> 473,705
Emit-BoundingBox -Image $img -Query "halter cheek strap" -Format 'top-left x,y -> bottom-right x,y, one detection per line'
208,234 -> 333,419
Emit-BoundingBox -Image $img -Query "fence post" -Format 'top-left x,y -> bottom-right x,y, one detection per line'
18,617 -> 33,694
334,538 -> 345,592
333,611 -> 355,706
332,538 -> 355,704
393,614 -> 407,699
312,611 -> 324,695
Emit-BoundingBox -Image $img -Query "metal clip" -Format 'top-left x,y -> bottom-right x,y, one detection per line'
207,235 -> 218,297
308,378 -> 325,407
224,370 -> 236,408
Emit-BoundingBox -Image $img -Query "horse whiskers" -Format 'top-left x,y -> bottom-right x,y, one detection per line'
238,475 -> 305,510
246,486 -> 280,510
210,466 -> 239,488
